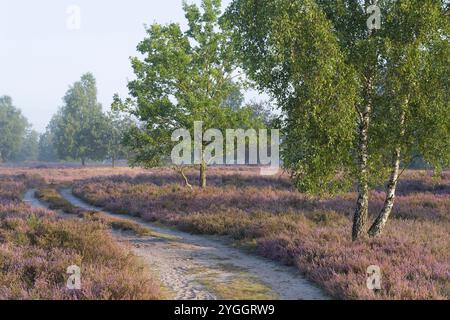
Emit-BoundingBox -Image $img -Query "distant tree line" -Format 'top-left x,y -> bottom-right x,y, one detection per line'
1,71 -> 272,167
227,0 -> 449,238
1,73 -> 131,166
45,73 -> 130,167
0,96 -> 39,163
112,0 -> 275,187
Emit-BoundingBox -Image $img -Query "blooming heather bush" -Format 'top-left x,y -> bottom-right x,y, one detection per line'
0,175 -> 160,300
73,169 -> 450,299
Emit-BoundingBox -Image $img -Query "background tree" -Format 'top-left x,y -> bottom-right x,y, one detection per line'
247,100 -> 277,127
103,110 -> 132,168
114,0 -> 258,188
223,83 -> 245,110
228,0 -> 449,239
38,131 -> 58,162
0,96 -> 29,162
16,129 -> 39,162
38,117 -> 59,162
53,73 -> 107,166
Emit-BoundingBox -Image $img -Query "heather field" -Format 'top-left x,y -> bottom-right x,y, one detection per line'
69,167 -> 450,300
0,173 -> 160,300
0,166 -> 448,300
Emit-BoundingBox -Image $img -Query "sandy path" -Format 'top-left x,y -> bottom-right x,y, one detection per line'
25,188 -> 328,300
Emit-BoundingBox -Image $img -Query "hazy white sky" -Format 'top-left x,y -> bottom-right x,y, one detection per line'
0,0 -> 237,132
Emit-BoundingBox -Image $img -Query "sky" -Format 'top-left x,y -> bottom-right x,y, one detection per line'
0,0 -> 238,132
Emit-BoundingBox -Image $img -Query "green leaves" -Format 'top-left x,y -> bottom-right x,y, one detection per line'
118,0 -> 257,170
229,0 -> 449,195
103,110 -> 133,166
52,73 -> 108,164
228,0 -> 359,194
0,96 -> 29,162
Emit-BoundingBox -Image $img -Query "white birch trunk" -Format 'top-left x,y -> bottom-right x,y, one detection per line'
352,108 -> 370,241
368,108 -> 406,237
368,148 -> 401,237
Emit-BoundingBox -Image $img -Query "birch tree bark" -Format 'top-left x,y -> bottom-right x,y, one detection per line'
352,8 -> 376,241
352,62 -> 374,241
352,104 -> 371,241
368,108 -> 406,237
368,149 -> 401,236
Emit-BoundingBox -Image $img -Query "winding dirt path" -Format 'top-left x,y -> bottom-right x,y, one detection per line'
24,188 -> 328,300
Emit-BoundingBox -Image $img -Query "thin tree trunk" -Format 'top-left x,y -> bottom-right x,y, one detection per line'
81,158 -> 86,166
112,155 -> 116,168
353,7 -> 377,241
353,68 -> 376,240
353,109 -> 370,241
199,159 -> 206,188
180,167 -> 193,191
368,109 -> 406,237
368,148 -> 401,237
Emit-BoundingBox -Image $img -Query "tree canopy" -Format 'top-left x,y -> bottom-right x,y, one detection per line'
0,96 -> 29,162
16,129 -> 39,162
38,117 -> 60,162
103,110 -> 133,167
114,0 -> 262,187
52,73 -> 108,166
228,0 -> 449,238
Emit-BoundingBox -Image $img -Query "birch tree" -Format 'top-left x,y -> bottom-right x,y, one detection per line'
228,0 -> 449,239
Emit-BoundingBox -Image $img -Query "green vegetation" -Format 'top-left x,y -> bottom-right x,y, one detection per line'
104,110 -> 133,168
50,73 -> 108,166
113,0 -> 264,187
0,96 -> 32,162
228,0 -> 449,239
